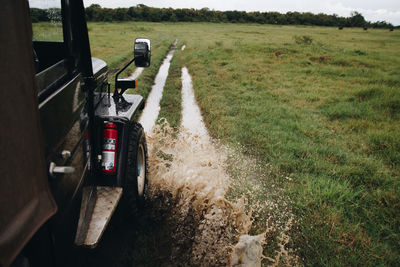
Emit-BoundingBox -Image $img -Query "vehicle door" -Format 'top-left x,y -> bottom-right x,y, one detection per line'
29,0 -> 88,264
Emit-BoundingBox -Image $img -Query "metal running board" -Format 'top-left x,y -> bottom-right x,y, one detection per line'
74,186 -> 122,248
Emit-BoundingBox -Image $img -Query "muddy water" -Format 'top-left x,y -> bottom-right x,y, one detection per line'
139,50 -> 175,134
181,67 -> 209,142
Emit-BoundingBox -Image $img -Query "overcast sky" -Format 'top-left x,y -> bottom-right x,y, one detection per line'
82,0 -> 400,25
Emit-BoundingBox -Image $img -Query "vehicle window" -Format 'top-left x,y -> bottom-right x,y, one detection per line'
29,0 -> 63,42
29,0 -> 70,97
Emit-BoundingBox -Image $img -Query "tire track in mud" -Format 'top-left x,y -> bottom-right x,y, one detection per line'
143,65 -> 266,265
181,67 -> 209,141
139,40 -> 178,134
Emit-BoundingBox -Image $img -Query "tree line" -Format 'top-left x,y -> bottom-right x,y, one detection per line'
30,4 -> 396,29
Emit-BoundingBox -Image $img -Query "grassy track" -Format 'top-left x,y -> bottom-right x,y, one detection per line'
38,21 -> 400,265
159,47 -> 183,129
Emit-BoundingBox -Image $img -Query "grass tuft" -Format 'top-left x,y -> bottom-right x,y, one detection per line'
294,35 -> 313,45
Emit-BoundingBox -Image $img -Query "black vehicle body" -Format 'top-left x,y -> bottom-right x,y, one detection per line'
0,1 -> 150,266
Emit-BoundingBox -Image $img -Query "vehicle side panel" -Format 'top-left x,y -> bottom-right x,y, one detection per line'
38,73 -> 89,266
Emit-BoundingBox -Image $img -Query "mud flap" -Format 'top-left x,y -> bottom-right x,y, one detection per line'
74,186 -> 122,248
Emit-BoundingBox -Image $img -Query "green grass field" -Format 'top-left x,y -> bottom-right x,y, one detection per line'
87,22 -> 400,266
43,21 -> 399,265
172,23 -> 400,266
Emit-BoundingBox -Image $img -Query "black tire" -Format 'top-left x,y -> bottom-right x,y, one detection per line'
125,122 -> 148,212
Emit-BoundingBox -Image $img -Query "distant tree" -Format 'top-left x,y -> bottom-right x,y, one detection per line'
113,8 -> 129,21
148,8 -> 162,22
286,12 -> 302,25
30,8 -> 50,22
85,4 -> 102,21
170,13 -> 178,22
89,4 -> 101,9
350,11 -> 366,27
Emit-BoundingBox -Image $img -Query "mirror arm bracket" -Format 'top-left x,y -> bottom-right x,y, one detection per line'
114,57 -> 136,97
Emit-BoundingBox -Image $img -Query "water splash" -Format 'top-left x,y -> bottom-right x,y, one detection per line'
147,123 -> 252,265
225,147 -> 301,266
231,234 -> 265,266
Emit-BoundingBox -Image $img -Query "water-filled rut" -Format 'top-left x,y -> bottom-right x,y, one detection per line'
143,66 -> 264,265
139,41 -> 177,134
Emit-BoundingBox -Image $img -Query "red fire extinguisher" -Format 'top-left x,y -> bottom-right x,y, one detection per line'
102,122 -> 118,174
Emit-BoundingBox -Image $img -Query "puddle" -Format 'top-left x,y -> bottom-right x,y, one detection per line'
129,67 -> 143,80
181,67 -> 209,143
181,45 -> 186,51
139,49 -> 175,134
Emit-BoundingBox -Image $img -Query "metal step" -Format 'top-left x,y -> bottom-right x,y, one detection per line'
74,186 -> 122,248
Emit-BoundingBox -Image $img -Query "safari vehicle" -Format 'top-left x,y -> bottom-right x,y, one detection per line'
0,0 -> 151,266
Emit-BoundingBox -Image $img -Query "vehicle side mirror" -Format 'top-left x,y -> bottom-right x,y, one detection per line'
134,38 -> 151,67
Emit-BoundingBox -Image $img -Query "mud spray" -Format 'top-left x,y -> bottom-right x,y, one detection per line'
147,123 -> 265,266
137,59 -> 265,265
